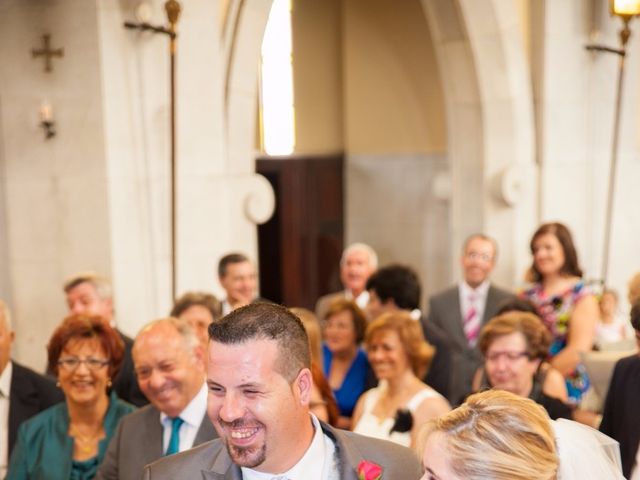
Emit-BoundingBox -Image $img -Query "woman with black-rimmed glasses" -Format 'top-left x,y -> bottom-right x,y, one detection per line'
7,315 -> 134,480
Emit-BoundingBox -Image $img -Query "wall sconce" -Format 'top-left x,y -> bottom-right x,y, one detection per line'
585,1 -> 640,285
39,102 -> 56,140
610,0 -> 640,46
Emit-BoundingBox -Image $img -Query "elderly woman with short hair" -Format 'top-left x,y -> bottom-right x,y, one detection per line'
474,311 -> 570,419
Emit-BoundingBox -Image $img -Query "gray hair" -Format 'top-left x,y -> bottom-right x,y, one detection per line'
63,271 -> 113,300
0,299 -> 12,330
341,243 -> 378,270
137,317 -> 200,353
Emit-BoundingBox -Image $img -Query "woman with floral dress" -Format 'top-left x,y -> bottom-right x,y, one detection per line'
521,222 -> 599,405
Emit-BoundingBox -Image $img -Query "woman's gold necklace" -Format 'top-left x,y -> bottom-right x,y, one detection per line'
70,425 -> 102,455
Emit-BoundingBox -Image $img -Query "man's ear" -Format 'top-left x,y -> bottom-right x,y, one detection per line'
295,368 -> 313,405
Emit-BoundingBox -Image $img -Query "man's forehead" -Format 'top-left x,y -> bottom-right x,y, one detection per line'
208,339 -> 279,375
465,238 -> 494,253
347,248 -> 368,260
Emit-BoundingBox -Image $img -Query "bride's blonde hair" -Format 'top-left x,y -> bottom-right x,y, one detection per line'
417,390 -> 558,480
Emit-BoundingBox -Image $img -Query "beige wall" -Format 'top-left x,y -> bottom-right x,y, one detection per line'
343,0 -> 446,154
291,0 -> 344,154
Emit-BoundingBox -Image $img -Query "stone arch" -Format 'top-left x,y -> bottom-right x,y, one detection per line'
222,0 -> 536,284
421,0 -> 537,284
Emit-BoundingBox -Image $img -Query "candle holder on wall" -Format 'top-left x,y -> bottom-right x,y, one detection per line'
39,102 -> 56,140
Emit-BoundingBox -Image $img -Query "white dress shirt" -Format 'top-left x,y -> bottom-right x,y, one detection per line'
0,361 -> 13,478
631,444 -> 640,480
159,381 -> 208,453
345,290 -> 369,310
241,415 -> 338,480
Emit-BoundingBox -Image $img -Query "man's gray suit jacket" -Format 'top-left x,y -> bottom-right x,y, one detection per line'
143,421 -> 421,479
96,402 -> 218,480
424,284 -> 514,405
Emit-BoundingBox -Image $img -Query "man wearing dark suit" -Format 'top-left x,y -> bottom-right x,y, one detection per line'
1,300 -> 63,477
96,317 -> 217,480
315,243 -> 378,322
600,301 -> 640,479
63,272 -> 148,406
217,253 -> 267,315
143,303 -> 421,480
423,234 -> 514,405
365,264 -> 452,399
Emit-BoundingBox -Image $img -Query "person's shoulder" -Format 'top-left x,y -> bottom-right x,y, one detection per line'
11,361 -> 56,386
17,401 -> 67,436
330,427 -> 421,475
488,283 -> 515,299
614,353 -> 640,372
116,402 -> 157,425
145,439 -> 224,477
429,285 -> 458,303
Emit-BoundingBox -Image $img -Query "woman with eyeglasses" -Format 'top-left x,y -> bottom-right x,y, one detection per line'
473,311 -> 571,420
7,315 -> 135,479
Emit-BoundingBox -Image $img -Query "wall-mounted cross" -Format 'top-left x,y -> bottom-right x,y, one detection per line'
31,34 -> 64,73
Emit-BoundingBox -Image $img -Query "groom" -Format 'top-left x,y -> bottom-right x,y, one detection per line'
143,302 -> 420,479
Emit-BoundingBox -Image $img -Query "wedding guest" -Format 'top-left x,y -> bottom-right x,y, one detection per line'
315,243 -> 378,322
352,311 -> 449,447
596,289 -> 628,347
600,301 -> 640,479
419,389 -> 624,480
143,303 -> 421,479
170,291 -> 221,352
322,299 -> 374,429
521,222 -> 599,404
474,311 -> 571,419
7,315 -> 134,479
418,390 -> 558,480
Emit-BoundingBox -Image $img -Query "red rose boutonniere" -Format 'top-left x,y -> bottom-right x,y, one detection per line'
357,460 -> 383,480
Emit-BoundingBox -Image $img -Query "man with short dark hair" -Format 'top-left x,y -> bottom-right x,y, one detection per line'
217,253 -> 259,315
365,264 -> 452,399
423,234 -> 514,405
96,318 -> 217,480
315,243 -> 378,322
0,300 -> 63,477
143,303 -> 421,479
171,291 -> 221,351
63,272 -> 147,406
600,301 -> 640,479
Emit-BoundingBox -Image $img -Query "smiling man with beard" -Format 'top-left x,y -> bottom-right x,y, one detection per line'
96,318 -> 217,480
143,302 -> 421,480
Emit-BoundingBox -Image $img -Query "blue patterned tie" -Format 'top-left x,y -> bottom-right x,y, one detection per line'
165,417 -> 184,456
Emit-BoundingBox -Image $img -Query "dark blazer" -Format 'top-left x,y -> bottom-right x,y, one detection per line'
143,421 -> 421,479
96,400 -> 218,480
112,329 -> 148,407
600,353 -> 640,478
423,284 -> 514,405
8,361 -> 64,457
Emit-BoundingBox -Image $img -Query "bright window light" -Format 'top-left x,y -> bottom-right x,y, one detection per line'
260,0 -> 295,155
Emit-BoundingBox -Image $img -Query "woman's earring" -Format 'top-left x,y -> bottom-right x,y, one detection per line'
56,381 -> 60,387
107,378 -> 112,388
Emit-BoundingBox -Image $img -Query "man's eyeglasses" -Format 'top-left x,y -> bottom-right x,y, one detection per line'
57,357 -> 110,371
465,251 -> 493,263
485,351 -> 529,362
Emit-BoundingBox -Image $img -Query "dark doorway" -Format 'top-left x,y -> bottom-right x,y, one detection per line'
256,154 -> 344,309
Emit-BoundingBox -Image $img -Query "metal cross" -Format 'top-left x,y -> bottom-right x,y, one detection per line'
31,34 -> 64,72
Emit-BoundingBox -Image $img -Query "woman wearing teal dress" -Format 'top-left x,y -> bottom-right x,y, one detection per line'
7,315 -> 135,479
521,222 -> 599,405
